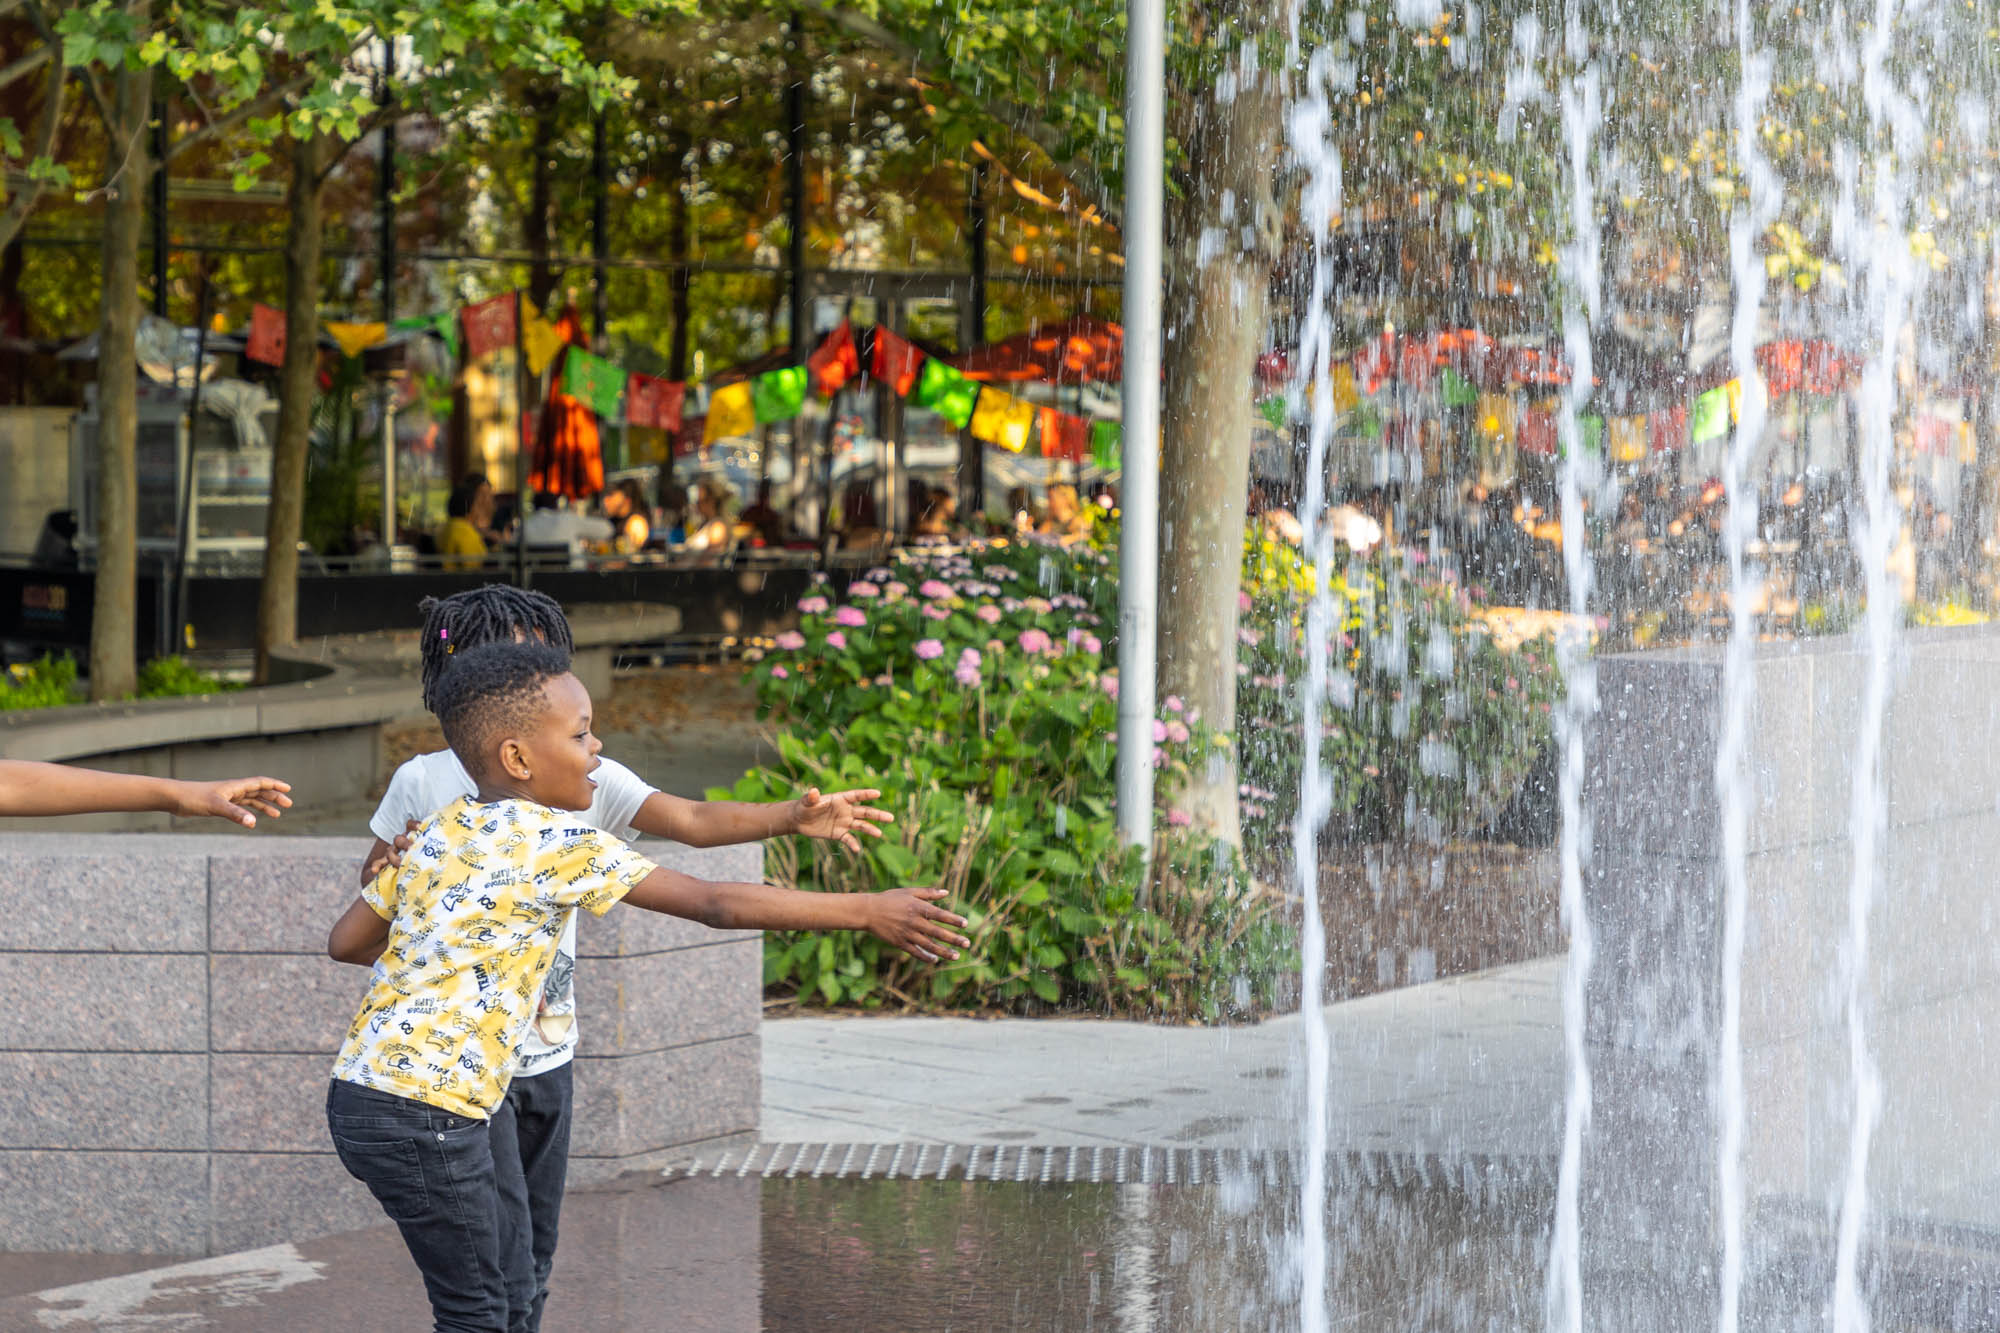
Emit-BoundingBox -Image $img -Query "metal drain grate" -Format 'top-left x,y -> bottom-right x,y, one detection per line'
663,1143 -> 1557,1201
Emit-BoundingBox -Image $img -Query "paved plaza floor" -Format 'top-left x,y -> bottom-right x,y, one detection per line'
0,958 -> 1565,1330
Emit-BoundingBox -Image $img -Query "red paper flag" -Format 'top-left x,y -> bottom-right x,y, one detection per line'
460,292 -> 518,361
808,319 -> 861,397
1649,402 -> 1689,452
625,373 -> 686,432
1397,337 -> 1434,391
1038,407 -> 1090,463
872,326 -> 924,398
1517,405 -> 1558,456
247,304 -> 286,365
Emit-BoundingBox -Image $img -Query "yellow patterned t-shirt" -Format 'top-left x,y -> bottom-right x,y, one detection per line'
331,796 -> 658,1118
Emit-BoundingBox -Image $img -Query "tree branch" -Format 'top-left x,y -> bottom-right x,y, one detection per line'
0,42 -> 53,94
0,46 -> 65,251
166,70 -> 318,159
20,0 -> 113,129
810,2 -> 1120,222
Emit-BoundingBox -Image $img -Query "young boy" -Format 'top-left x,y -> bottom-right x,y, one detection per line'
325,640 -> 966,1332
342,585 -> 894,1332
0,759 -> 291,825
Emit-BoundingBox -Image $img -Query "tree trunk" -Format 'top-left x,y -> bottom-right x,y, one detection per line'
254,134 -> 326,683
89,54 -> 152,701
1155,65 -> 1284,846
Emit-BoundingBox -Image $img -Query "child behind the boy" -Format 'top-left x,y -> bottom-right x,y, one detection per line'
325,640 -> 965,1332
345,584 -> 894,1332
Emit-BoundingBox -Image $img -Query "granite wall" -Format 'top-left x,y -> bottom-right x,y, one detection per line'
0,833 -> 762,1256
1582,628 -> 2000,1323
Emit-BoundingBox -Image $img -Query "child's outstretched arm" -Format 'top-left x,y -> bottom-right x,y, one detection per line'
622,868 -> 970,962
0,760 -> 292,826
327,895 -> 391,965
630,787 -> 894,853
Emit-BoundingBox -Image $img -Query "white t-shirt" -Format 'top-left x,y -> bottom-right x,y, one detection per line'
368,749 -> 657,1076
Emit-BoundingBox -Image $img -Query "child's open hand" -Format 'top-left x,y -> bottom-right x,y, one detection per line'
171,776 -> 292,828
863,887 -> 970,963
363,819 -> 424,880
792,787 -> 894,852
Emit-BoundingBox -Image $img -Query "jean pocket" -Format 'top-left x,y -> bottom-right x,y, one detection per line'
332,1133 -> 430,1224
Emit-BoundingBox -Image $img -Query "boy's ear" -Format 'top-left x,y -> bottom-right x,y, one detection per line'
498,736 -> 533,782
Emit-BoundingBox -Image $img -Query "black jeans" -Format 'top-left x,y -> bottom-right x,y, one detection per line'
327,1080 -> 507,1333
488,1063 -> 574,1333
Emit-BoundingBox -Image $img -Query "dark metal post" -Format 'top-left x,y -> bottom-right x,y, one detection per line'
592,113 -> 610,351
171,269 -> 212,653
150,95 -> 168,316
784,11 -> 811,530
961,162 -> 988,517
514,290 -> 530,586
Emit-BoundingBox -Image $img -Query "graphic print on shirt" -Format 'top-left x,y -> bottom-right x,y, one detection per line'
331,797 -> 657,1118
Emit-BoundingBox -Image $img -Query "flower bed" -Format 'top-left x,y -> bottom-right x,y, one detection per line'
729,539 -> 1293,1020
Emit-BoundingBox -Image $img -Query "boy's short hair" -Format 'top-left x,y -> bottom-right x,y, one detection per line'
418,586 -> 574,713
433,641 -> 574,778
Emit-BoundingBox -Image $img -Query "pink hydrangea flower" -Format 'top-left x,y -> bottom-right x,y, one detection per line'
915,639 -> 944,660
866,567 -> 893,581
1238,628 -> 1261,647
884,581 -> 909,599
771,665 -> 789,679
975,604 -> 1003,625
1025,597 -> 1053,615
1166,720 -> 1190,744
1083,635 -> 1102,655
922,603 -> 951,621
958,647 -> 982,669
775,631 -> 806,651
1067,628 -> 1088,645
1018,629 -> 1054,655
826,631 -> 847,650
798,596 -> 829,614
1100,673 -> 1119,699
874,673 -> 894,686
847,582 -> 880,599
918,579 -> 953,600
834,606 -> 868,627
954,662 -> 982,687
1164,695 -> 1184,714
1151,746 -> 1166,768
985,639 -> 1005,655
1167,807 -> 1192,828
1238,591 -> 1253,613
1152,719 -> 1169,743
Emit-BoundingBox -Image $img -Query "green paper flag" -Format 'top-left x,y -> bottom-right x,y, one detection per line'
1090,420 -> 1122,469
1691,386 -> 1731,443
915,358 -> 979,429
1353,406 -> 1384,440
752,365 -> 809,424
563,348 -> 627,420
1439,366 -> 1479,408
1577,414 -> 1606,456
1257,395 -> 1287,429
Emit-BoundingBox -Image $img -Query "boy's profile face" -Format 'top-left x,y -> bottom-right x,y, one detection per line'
495,672 -> 602,811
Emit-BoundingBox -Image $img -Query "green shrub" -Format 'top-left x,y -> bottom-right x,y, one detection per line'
0,654 -> 235,710
725,539 -> 1294,1021
0,654 -> 79,710
1235,532 -> 1561,853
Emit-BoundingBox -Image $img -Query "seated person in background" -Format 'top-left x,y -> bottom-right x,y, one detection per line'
738,480 -> 786,548
522,493 -> 613,553
913,485 -> 957,545
837,482 -> 886,552
1005,486 -> 1039,535
684,479 -> 735,554
440,474 -> 494,571
601,479 -> 651,554
1038,484 -> 1093,545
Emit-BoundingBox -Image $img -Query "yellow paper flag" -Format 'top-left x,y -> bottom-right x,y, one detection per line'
1332,364 -> 1359,412
324,321 -> 387,358
1475,392 -> 1518,446
969,387 -> 1036,453
1725,378 -> 1744,424
520,298 -> 566,376
702,380 -> 755,445
1609,416 -> 1648,463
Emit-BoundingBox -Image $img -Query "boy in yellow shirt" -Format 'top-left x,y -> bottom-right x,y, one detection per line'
324,640 -> 966,1332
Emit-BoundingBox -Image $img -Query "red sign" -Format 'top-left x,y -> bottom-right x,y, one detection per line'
246,304 -> 286,366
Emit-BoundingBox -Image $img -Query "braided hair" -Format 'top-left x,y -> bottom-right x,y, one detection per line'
418,585 -> 575,714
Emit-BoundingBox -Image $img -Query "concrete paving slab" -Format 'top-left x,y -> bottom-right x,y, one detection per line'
760,956 -> 1566,1158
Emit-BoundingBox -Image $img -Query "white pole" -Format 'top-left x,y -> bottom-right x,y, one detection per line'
1114,0 -> 1164,851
